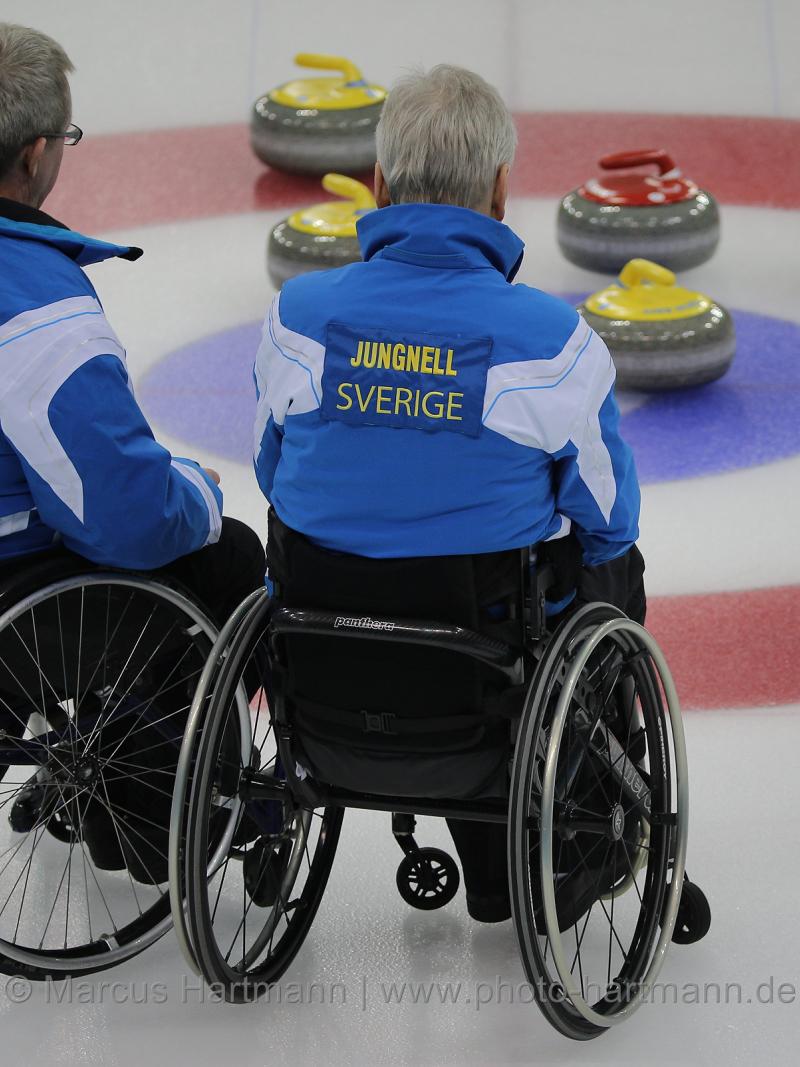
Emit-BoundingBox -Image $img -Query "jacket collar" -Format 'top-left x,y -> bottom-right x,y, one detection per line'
356,203 -> 524,281
0,196 -> 142,266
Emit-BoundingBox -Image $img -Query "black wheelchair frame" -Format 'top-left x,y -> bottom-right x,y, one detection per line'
171,546 -> 710,1040
0,520 -> 710,1044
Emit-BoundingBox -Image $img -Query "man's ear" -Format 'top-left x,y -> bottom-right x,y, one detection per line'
374,162 -> 391,208
19,136 -> 48,180
19,135 -> 47,179
491,163 -> 510,221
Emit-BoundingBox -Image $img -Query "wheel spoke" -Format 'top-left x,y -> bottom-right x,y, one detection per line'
88,790 -> 168,890
95,772 -> 144,919
0,819 -> 49,921
562,653 -> 623,799
34,819 -> 77,948
81,614 -> 179,757
75,587 -> 135,714
7,619 -> 66,720
99,768 -> 176,801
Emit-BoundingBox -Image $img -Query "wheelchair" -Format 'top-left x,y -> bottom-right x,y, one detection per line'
0,551 -> 225,980
169,524 -> 710,1041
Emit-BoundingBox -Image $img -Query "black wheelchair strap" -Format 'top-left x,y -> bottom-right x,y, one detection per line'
292,697 -> 489,737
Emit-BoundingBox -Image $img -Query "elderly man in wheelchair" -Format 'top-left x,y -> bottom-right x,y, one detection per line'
0,23 -> 264,981
168,65 -> 709,1040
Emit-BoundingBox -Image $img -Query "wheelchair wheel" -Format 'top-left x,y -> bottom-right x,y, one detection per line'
396,847 -> 460,911
509,605 -> 688,1039
168,588 -> 264,974
0,567 -> 218,978
180,590 -> 343,1001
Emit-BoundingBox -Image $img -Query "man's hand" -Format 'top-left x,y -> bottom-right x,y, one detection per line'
203,467 -> 221,485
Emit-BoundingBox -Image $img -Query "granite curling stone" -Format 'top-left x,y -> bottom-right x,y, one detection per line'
267,172 -> 376,289
251,53 -> 387,175
558,149 -> 720,272
578,258 -> 736,390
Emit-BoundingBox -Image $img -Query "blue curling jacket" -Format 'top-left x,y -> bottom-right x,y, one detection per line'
254,204 -> 639,566
0,200 -> 222,567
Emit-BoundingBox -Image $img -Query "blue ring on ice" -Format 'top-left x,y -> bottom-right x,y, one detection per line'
139,305 -> 800,484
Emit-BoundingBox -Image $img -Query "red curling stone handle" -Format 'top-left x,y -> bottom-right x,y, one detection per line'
599,149 -> 677,175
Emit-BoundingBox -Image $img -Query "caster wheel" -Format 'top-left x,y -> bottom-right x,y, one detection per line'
396,848 -> 460,911
670,879 -> 711,944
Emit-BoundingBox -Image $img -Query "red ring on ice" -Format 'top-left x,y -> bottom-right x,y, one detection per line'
48,112 -> 800,234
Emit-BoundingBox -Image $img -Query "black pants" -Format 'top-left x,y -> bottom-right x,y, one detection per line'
152,517 -> 266,628
447,540 -> 647,920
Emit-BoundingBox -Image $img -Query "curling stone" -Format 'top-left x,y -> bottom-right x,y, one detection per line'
251,53 -> 387,176
267,172 -> 376,289
558,150 -> 720,272
578,259 -> 735,390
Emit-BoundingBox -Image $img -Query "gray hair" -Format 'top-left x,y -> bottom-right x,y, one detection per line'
375,65 -> 517,210
0,22 -> 74,178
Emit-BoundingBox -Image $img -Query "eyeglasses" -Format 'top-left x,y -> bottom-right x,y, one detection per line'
41,124 -> 83,146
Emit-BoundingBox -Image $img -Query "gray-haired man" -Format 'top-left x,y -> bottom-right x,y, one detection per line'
0,22 -> 263,615
0,23 -> 264,871
254,65 -> 645,921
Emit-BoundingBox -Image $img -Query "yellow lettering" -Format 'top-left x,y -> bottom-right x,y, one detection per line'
446,391 -> 463,421
344,340 -> 461,379
336,383 -> 353,411
377,343 -> 392,370
394,387 -> 413,415
354,383 -> 376,412
375,385 -> 392,415
421,390 -> 445,418
392,343 -> 406,371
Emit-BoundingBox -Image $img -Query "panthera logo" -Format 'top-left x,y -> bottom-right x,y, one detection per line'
333,615 -> 395,632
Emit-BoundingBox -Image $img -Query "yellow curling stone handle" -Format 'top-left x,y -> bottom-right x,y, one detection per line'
269,53 -> 386,110
287,173 -> 377,237
321,173 -> 376,211
294,53 -> 363,83
619,258 -> 676,289
585,258 -> 714,321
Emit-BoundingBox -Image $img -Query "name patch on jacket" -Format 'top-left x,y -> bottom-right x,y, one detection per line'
320,323 -> 491,437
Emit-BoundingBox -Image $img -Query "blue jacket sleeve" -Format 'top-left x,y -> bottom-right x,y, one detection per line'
253,412 -> 283,503
253,295 -> 286,503
550,330 -> 641,566
17,354 -> 223,569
